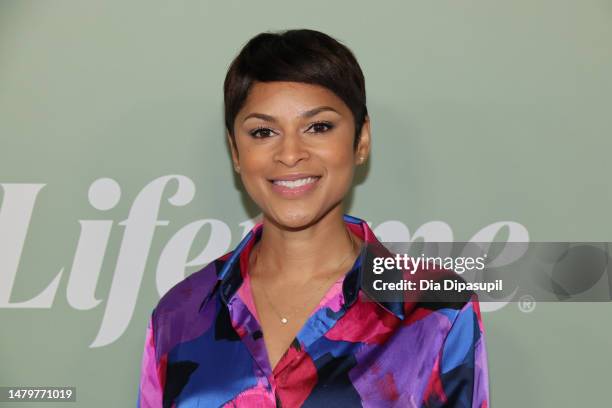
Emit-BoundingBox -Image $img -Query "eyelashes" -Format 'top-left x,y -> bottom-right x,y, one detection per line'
249,121 -> 335,139
249,127 -> 275,138
308,121 -> 334,134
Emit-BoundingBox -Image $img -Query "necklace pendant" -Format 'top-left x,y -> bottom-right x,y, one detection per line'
280,317 -> 288,324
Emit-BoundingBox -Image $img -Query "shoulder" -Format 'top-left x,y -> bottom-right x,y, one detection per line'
408,288 -> 483,335
401,269 -> 486,359
145,251 -> 235,363
409,289 -> 485,372
151,251 -> 233,322
405,262 -> 482,326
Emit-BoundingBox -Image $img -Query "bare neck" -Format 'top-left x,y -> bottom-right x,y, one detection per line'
250,208 -> 362,283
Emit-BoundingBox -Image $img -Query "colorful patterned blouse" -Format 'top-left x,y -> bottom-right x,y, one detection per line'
137,214 -> 490,407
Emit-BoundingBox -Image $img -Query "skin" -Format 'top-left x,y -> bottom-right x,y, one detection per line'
227,81 -> 371,370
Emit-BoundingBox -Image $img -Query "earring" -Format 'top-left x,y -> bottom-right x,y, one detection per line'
235,165 -> 240,172
359,156 -> 365,163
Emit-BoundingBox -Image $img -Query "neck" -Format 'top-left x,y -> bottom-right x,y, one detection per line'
250,206 -> 362,283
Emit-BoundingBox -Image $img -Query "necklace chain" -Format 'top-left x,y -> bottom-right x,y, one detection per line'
251,227 -> 358,325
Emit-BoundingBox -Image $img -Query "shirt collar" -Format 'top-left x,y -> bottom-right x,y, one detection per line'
212,214 -> 406,321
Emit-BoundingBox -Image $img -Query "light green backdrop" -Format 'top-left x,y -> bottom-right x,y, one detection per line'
1,1 -> 611,407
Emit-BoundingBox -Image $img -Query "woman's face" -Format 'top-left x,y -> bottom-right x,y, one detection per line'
228,81 -> 370,229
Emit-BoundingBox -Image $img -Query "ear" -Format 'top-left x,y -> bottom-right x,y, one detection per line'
226,132 -> 240,172
355,116 -> 371,165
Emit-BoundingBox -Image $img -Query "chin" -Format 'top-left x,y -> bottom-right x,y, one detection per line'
269,208 -> 319,230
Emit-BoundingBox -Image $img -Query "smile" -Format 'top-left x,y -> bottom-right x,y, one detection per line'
272,176 -> 320,188
268,175 -> 322,198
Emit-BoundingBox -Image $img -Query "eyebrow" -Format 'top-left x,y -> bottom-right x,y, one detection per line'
242,106 -> 340,123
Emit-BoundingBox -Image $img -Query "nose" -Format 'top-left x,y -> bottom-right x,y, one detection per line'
273,131 -> 309,166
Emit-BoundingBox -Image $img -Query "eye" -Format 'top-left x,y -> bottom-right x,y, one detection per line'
306,121 -> 334,133
249,127 -> 276,139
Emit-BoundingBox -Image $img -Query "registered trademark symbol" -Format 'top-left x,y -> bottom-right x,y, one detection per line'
518,295 -> 536,313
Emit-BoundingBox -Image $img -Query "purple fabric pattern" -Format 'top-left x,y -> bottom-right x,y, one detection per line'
137,214 -> 490,407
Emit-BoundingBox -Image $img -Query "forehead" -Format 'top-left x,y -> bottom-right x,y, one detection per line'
239,81 -> 350,117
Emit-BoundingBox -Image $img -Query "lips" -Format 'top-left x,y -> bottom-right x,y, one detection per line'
271,176 -> 320,188
268,174 -> 322,197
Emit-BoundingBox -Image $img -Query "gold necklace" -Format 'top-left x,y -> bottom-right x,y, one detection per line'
251,227 -> 357,325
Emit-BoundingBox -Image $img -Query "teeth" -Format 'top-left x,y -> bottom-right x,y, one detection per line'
273,177 -> 319,188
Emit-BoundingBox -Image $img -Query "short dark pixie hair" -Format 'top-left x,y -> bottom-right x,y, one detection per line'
224,29 -> 368,150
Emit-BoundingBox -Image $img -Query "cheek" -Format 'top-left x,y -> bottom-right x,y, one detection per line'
238,145 -> 267,171
237,152 -> 270,192
321,151 -> 356,192
323,144 -> 354,171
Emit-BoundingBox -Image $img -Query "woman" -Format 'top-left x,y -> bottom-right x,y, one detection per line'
138,29 -> 489,408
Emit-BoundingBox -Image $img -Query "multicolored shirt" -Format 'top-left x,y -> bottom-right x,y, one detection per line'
137,214 -> 490,407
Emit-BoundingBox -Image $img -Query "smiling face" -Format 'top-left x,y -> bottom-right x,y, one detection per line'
228,81 -> 370,230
